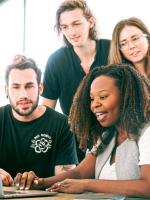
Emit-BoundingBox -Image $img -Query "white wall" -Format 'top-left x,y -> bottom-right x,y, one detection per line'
0,0 -> 24,106
87,0 -> 150,40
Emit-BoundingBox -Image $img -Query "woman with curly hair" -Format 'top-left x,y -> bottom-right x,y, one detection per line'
109,17 -> 150,79
15,64 -> 150,198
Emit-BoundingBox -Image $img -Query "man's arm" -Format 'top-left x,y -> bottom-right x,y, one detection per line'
41,97 -> 57,109
55,165 -> 76,176
0,169 -> 14,186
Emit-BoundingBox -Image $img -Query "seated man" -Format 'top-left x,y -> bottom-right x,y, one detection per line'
0,55 -> 78,186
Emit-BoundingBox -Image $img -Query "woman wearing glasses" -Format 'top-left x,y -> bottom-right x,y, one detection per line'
109,17 -> 150,78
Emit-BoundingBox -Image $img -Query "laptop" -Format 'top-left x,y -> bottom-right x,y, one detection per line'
0,173 -> 58,198
74,191 -> 126,200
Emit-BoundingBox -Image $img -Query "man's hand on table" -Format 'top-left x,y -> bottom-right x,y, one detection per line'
14,171 -> 44,190
0,168 -> 14,186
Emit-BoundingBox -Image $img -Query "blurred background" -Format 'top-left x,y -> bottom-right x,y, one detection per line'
0,0 -> 149,111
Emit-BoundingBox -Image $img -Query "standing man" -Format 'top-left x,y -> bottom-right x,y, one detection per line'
41,0 -> 110,162
0,55 -> 78,186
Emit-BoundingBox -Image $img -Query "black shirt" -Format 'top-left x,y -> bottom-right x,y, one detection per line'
42,39 -> 110,116
0,105 -> 78,178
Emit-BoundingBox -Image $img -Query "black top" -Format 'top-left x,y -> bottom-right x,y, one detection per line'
0,105 -> 78,178
42,39 -> 110,116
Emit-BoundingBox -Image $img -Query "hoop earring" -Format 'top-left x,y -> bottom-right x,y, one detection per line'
122,57 -> 125,63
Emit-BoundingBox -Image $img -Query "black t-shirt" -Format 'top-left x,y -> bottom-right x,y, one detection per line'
0,105 -> 78,179
41,39 -> 110,116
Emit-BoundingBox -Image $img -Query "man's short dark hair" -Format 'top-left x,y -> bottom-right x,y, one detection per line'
5,55 -> 42,86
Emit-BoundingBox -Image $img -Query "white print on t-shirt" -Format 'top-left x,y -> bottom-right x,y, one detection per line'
30,134 -> 52,153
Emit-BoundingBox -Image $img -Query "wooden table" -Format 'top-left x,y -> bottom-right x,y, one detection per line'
4,193 -> 147,200
3,187 -> 146,200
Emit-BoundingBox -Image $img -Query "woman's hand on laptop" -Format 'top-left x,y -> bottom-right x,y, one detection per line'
47,179 -> 86,193
14,171 -> 44,190
0,168 -> 14,186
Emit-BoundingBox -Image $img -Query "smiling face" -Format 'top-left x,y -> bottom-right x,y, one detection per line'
90,75 -> 120,128
5,68 -> 43,119
60,8 -> 94,47
119,26 -> 149,66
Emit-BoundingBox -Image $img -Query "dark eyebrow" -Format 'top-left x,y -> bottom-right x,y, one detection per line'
60,20 -> 81,26
26,82 -> 35,85
98,90 -> 107,93
90,90 -> 107,95
11,82 -> 34,86
120,34 -> 139,42
12,83 -> 20,86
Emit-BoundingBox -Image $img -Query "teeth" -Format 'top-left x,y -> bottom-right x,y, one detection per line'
96,113 -> 103,116
132,52 -> 138,55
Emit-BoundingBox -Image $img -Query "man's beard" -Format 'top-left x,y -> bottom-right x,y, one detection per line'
9,96 -> 39,117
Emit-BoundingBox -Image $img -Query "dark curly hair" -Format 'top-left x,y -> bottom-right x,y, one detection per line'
55,0 -> 100,47
5,54 -> 42,86
68,64 -> 150,156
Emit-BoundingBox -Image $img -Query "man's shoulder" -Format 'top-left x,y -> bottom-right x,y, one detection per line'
98,38 -> 111,45
44,106 -> 68,121
41,107 -> 70,134
0,104 -> 11,113
0,105 -> 11,123
45,46 -> 73,70
49,46 -> 71,59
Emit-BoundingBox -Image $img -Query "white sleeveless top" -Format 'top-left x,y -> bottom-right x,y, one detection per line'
99,156 -> 117,180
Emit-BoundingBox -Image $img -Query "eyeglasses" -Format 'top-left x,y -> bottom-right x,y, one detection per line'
119,34 -> 148,51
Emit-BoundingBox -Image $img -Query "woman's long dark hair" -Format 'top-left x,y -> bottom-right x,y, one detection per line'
68,64 -> 150,155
